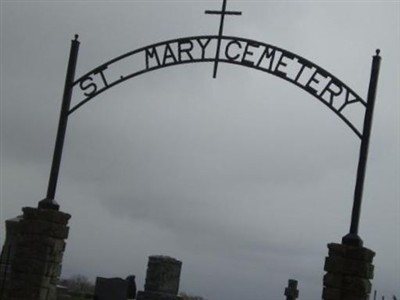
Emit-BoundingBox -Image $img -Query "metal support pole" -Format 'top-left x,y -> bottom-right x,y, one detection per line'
38,35 -> 80,210
342,50 -> 381,246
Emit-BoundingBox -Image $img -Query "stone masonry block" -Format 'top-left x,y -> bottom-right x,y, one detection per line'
10,257 -> 46,275
40,285 -> 57,300
15,244 -> 65,263
324,256 -> 343,273
341,294 -> 367,300
328,243 -> 375,263
21,219 -> 69,239
342,276 -> 372,296
9,272 -> 53,287
327,243 -> 347,256
5,284 -> 41,298
53,263 -> 63,278
322,287 -> 341,300
18,235 -> 66,251
50,275 -> 60,285
324,256 -> 374,278
10,256 -> 61,277
344,247 -> 375,263
342,260 -> 374,279
324,273 -> 372,296
23,207 -> 71,225
323,273 -> 343,288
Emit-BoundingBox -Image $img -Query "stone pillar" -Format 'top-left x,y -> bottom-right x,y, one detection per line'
0,216 -> 23,297
2,207 -> 71,300
323,243 -> 375,300
284,279 -> 299,300
137,256 -> 183,300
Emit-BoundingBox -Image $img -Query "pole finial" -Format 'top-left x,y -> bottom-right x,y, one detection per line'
375,49 -> 381,56
74,34 -> 79,41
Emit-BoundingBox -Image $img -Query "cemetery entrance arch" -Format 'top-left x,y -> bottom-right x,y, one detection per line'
38,1 -> 381,248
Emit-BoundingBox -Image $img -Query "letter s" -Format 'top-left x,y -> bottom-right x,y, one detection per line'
79,76 -> 97,97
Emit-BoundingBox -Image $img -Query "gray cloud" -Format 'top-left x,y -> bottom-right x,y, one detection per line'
1,1 -> 399,300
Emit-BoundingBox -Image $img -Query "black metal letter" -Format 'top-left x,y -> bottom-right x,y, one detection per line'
145,47 -> 161,69
178,40 -> 194,62
196,38 -> 212,60
225,40 -> 242,61
79,76 -> 97,97
163,43 -> 178,65
241,41 -> 260,66
256,46 -> 277,70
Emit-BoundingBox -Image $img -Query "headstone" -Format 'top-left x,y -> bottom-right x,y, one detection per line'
94,277 -> 128,300
284,279 -> 299,300
126,275 -> 137,299
137,256 -> 183,300
144,256 -> 182,295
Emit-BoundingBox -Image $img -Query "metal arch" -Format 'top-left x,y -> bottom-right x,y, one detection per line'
40,34 -> 382,250
69,35 -> 365,138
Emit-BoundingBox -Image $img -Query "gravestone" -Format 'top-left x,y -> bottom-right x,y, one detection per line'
126,275 -> 137,299
94,277 -> 128,300
137,256 -> 183,300
284,279 -> 299,300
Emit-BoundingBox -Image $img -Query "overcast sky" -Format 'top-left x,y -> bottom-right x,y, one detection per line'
0,1 -> 399,299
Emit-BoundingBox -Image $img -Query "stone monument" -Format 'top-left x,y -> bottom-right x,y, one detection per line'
284,279 -> 299,300
137,256 -> 183,300
94,277 -> 129,300
126,275 -> 137,299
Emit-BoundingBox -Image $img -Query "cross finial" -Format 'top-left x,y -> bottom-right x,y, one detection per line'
205,0 -> 242,78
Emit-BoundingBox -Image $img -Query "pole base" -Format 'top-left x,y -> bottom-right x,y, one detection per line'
38,198 -> 60,210
342,233 -> 363,247
323,242 -> 375,300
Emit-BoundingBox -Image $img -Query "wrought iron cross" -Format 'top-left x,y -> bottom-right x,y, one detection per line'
205,0 -> 242,78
